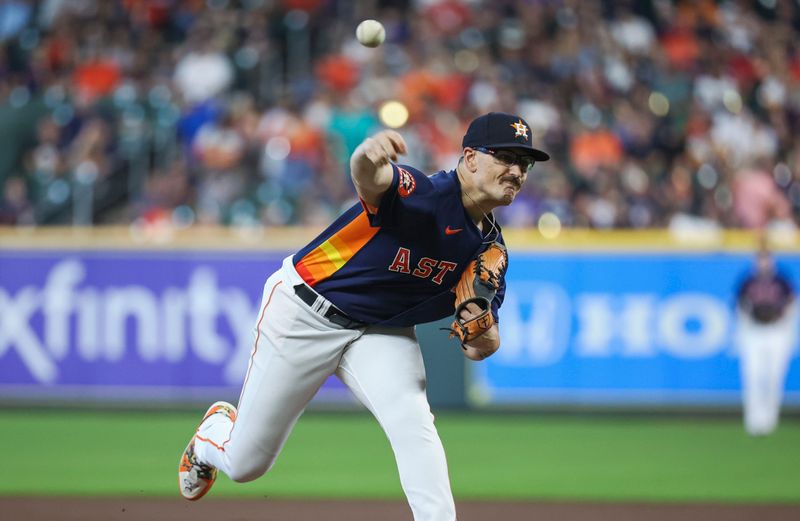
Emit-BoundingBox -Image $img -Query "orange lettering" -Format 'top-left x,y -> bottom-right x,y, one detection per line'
388,247 -> 412,274
413,257 -> 437,278
432,261 -> 458,285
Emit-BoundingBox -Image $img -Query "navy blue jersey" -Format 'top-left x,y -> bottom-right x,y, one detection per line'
737,271 -> 794,323
292,164 -> 506,326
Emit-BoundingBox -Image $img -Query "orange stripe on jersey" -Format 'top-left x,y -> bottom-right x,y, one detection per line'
295,211 -> 379,286
328,233 -> 355,259
296,255 -> 329,283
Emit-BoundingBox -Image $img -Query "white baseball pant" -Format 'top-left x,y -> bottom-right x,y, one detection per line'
193,256 -> 456,520
736,303 -> 798,436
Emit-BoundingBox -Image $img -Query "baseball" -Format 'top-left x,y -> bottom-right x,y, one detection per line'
356,19 -> 385,48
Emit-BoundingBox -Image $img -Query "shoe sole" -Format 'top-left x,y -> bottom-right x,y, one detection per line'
178,401 -> 237,501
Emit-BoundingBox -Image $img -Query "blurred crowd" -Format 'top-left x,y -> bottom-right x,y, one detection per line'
1,0 -> 799,230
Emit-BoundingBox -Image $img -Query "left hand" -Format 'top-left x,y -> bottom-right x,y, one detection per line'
458,301 -> 483,321
458,303 -> 499,361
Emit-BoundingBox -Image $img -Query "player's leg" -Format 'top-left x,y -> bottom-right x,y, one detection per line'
336,326 -> 456,521
761,316 -> 796,433
775,307 -> 798,424
738,317 -> 768,435
760,333 -> 782,434
186,271 -> 361,487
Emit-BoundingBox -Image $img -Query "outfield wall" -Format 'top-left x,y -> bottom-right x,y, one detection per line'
1,227 -> 798,409
470,250 -> 800,407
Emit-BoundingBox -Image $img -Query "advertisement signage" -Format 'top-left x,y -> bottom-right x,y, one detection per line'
3,247 -> 798,407
471,252 -> 800,406
0,250 -> 352,403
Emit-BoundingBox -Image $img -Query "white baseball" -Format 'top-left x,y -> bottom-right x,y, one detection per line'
356,19 -> 385,48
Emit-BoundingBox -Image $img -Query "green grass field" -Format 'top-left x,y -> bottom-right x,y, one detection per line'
2,410 -> 799,502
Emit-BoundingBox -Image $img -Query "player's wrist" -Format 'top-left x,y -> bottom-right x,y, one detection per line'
462,342 -> 498,361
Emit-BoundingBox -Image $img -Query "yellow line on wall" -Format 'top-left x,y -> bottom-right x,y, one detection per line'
0,226 -> 797,252
0,226 -> 321,251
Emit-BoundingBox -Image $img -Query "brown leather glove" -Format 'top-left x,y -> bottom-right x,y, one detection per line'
449,242 -> 508,344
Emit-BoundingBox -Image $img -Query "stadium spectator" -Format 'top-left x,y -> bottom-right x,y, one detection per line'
0,0 -> 798,230
0,175 -> 34,225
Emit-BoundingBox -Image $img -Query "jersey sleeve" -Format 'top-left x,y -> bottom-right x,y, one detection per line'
362,163 -> 437,228
735,277 -> 752,307
778,273 -> 795,297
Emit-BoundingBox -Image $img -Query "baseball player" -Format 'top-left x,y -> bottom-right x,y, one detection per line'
735,247 -> 797,436
178,112 -> 549,520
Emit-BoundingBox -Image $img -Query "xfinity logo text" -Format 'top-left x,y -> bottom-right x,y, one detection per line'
0,259 -> 259,384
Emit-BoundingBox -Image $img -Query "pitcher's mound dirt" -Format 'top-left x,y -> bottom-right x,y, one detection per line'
3,497 -> 799,521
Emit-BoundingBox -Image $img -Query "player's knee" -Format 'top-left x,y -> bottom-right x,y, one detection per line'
227,463 -> 268,483
227,454 -> 275,483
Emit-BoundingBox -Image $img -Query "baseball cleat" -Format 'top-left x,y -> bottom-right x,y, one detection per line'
178,401 -> 237,501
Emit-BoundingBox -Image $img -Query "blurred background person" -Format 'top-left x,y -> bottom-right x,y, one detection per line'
735,244 -> 797,436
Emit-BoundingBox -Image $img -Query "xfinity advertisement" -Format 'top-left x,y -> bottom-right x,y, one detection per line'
0,251 -> 351,403
1,248 -> 799,406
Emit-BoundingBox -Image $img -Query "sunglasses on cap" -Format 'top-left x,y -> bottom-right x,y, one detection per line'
474,147 -> 536,172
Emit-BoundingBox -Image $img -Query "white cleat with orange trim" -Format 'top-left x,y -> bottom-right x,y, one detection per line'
178,401 -> 237,500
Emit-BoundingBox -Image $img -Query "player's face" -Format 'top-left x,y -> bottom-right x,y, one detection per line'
472,148 -> 530,205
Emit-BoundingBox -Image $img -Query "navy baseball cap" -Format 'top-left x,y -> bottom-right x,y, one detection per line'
462,112 -> 550,161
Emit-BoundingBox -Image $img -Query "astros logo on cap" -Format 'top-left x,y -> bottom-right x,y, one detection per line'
510,119 -> 529,140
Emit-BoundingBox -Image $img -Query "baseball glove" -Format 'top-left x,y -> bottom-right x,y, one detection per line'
449,242 -> 508,344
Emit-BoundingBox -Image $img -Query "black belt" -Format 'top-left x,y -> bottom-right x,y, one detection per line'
293,283 -> 366,329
